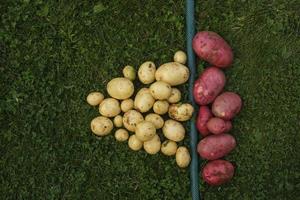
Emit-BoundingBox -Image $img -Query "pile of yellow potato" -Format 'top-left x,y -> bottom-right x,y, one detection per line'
87,51 -> 193,168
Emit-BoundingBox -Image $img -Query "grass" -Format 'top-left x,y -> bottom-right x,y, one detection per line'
1,0 -> 299,199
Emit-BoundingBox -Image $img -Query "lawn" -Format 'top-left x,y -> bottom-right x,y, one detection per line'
1,0 -> 300,199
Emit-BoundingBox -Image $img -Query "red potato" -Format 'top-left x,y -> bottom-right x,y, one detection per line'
192,31 -> 233,68
202,159 -> 235,186
196,106 -> 213,137
224,121 -> 232,132
207,118 -> 233,134
212,92 -> 242,120
197,133 -> 236,160
193,67 -> 226,105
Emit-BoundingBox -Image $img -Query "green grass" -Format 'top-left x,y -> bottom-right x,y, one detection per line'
1,0 -> 300,199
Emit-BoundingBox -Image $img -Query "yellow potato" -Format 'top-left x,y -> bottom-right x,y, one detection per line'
123,65 -> 136,81
135,121 -> 156,142
162,119 -> 185,142
161,140 -> 178,156
176,146 -> 191,168
155,62 -> 189,86
167,88 -> 181,103
143,134 -> 161,155
128,134 -> 143,151
115,129 -> 129,142
90,116 -> 113,136
138,61 -> 156,84
121,99 -> 134,112
123,110 -> 144,132
150,81 -> 172,100
168,103 -> 194,121
107,77 -> 134,100
86,92 -> 104,106
153,100 -> 169,115
99,98 -> 121,117
145,113 -> 164,129
113,115 -> 123,127
134,88 -> 155,113
173,50 -> 187,64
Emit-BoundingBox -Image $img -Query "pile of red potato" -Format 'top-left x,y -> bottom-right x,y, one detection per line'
192,31 -> 242,186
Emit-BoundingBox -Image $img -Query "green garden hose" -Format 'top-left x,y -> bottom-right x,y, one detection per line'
186,0 -> 200,200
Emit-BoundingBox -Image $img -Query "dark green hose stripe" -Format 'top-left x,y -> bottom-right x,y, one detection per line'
186,0 -> 200,200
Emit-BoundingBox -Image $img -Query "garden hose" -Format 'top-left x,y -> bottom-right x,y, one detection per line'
186,0 -> 200,200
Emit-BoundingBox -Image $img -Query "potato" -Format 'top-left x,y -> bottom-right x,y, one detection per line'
123,65 -> 136,81
167,88 -> 181,103
155,62 -> 189,86
173,50 -> 187,64
168,103 -> 194,121
196,106 -> 213,137
90,116 -> 113,136
123,110 -> 144,132
150,81 -> 172,100
162,119 -> 185,142
86,92 -> 104,106
135,121 -> 156,142
143,134 -> 161,155
135,87 -> 150,95
138,61 -> 156,84
128,135 -> 143,151
225,121 -> 232,132
176,146 -> 191,168
192,31 -> 233,68
207,117 -> 227,135
113,115 -> 123,127
197,134 -> 236,160
202,160 -> 235,186
153,100 -> 169,115
161,140 -> 177,156
99,98 -> 121,117
121,99 -> 134,112
115,129 -> 129,142
134,88 -> 155,113
193,67 -> 226,105
212,92 -> 242,120
107,77 -> 134,100
145,113 -> 164,129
